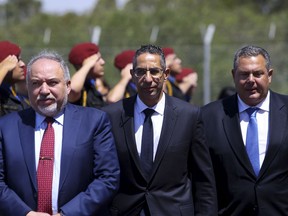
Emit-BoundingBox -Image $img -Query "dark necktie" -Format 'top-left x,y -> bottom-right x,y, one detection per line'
141,108 -> 155,179
37,117 -> 55,214
246,107 -> 260,176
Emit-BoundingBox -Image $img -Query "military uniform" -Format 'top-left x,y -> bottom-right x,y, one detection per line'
0,86 -> 29,117
124,82 -> 137,99
166,76 -> 186,101
72,79 -> 107,109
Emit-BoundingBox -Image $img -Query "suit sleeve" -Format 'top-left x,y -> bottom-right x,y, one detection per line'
191,109 -> 217,216
59,112 -> 120,216
0,124 -> 33,215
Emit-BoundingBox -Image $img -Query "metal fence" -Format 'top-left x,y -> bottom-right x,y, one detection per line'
19,40 -> 288,106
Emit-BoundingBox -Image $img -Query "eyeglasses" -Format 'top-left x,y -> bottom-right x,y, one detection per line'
133,67 -> 164,78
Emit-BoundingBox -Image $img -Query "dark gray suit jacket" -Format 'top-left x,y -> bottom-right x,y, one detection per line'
102,94 -> 217,216
201,91 -> 288,216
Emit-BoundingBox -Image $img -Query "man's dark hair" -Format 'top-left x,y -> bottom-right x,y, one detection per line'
132,44 -> 166,70
233,45 -> 271,71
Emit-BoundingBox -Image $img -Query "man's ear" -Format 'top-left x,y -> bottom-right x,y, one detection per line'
231,69 -> 235,79
163,68 -> 170,80
66,80 -> 72,94
130,69 -> 137,83
268,69 -> 273,83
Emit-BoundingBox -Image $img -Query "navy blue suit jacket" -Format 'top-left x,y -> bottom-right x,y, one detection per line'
0,103 -> 120,216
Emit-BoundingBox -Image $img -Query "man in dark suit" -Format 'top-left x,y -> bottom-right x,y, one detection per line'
102,44 -> 217,216
202,45 -> 288,215
0,50 -> 120,215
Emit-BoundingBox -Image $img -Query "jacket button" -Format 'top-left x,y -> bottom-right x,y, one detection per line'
252,205 -> 258,211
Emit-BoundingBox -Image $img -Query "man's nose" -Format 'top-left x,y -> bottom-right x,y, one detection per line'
40,82 -> 50,93
247,73 -> 255,81
144,71 -> 153,81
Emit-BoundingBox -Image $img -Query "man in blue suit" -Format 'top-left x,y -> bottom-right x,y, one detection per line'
0,50 -> 120,215
102,45 -> 217,216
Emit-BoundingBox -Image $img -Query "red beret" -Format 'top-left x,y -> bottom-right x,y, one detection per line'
68,42 -> 99,66
162,47 -> 174,57
114,50 -> 135,70
0,41 -> 21,62
175,67 -> 194,82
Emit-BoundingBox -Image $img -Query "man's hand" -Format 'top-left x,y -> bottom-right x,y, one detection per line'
0,55 -> 18,73
82,54 -> 98,69
182,72 -> 198,87
26,211 -> 51,216
120,63 -> 132,81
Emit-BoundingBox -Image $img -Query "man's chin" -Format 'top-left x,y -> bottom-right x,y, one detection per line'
244,94 -> 262,106
247,92 -> 260,99
38,104 -> 57,116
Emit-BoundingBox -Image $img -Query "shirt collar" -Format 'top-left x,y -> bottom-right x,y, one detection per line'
238,90 -> 270,113
35,112 -> 64,128
135,92 -> 165,116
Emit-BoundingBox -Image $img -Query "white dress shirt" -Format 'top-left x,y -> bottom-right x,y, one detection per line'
238,91 -> 270,168
35,113 -> 64,214
134,93 -> 165,161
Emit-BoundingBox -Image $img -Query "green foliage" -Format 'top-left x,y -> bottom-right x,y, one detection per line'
1,0 -> 288,104
4,0 -> 41,22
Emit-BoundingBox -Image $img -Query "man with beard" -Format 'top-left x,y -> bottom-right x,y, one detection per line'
0,50 -> 120,216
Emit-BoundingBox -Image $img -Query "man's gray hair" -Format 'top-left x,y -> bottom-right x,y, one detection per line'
26,50 -> 70,82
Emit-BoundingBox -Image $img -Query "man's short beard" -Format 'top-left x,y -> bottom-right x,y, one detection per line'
38,95 -> 68,117
38,102 -> 58,116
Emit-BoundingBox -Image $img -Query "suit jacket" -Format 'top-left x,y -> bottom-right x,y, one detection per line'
102,94 -> 217,216
0,103 -> 120,216
201,91 -> 288,216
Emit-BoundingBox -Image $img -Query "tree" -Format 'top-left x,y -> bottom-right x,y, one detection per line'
4,0 -> 41,23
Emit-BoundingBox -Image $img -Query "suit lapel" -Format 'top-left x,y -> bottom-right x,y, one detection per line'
18,105 -> 94,191
121,96 -> 177,181
152,96 -> 176,175
121,97 -> 144,174
19,108 -> 38,190
259,92 -> 287,177
222,96 -> 256,176
59,104 -> 80,190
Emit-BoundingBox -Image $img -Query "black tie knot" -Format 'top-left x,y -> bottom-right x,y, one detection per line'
246,107 -> 259,118
143,108 -> 155,121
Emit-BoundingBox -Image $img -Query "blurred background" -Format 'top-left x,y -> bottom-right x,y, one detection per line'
1,0 -> 288,105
